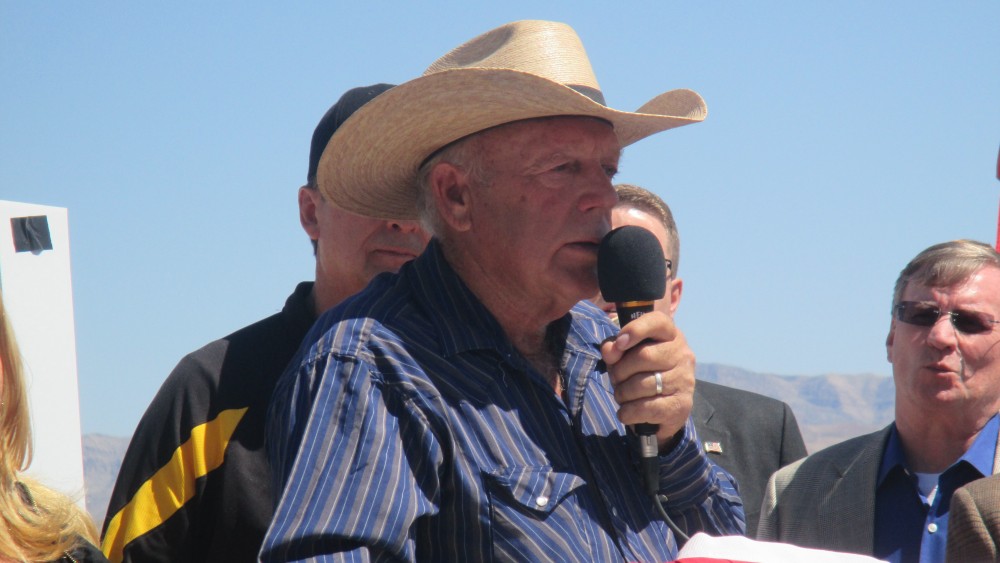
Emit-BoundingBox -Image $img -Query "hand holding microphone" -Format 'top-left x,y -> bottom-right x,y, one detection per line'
598,225 -> 696,494
600,313 -> 695,444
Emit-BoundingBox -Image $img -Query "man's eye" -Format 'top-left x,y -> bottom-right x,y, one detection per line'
603,166 -> 618,179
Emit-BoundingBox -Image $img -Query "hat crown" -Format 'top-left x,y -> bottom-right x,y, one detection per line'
424,20 -> 605,105
317,20 -> 706,220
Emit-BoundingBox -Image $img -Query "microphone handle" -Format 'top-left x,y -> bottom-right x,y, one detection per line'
615,301 -> 661,495
615,301 -> 656,328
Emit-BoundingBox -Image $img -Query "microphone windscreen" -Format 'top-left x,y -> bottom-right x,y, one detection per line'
598,225 -> 667,303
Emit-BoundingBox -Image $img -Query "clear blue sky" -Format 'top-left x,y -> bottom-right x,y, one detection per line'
2,2 -> 998,437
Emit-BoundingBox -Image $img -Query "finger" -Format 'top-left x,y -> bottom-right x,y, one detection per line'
616,392 -> 692,439
619,311 -> 677,345
606,333 -> 694,387
613,370 -> 681,405
600,311 -> 677,365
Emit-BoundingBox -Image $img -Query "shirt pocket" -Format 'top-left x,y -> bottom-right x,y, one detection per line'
483,466 -> 593,561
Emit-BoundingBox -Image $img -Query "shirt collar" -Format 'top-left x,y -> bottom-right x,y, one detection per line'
285,281 -> 318,326
878,412 -> 999,485
408,239 -> 520,358
565,300 -> 617,363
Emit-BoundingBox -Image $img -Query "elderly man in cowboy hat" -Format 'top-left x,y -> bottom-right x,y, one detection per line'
262,20 -> 744,562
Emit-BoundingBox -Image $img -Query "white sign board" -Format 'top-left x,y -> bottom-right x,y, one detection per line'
0,200 -> 87,510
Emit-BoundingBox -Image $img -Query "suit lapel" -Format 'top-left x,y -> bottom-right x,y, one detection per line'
818,426 -> 892,554
691,391 -> 730,456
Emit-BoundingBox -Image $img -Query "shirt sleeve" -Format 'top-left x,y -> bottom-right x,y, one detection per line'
262,353 -> 441,562
101,351 -> 232,563
266,350 -> 323,496
656,418 -> 747,537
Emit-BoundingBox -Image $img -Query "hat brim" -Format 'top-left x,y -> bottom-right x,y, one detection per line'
318,68 -> 707,220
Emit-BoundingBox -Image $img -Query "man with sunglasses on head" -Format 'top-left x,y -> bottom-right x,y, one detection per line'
759,239 -> 1000,563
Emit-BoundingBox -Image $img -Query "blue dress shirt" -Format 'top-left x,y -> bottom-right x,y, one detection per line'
874,413 -> 999,563
262,239 -> 744,562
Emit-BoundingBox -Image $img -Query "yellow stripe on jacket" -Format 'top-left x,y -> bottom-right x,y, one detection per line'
101,407 -> 248,562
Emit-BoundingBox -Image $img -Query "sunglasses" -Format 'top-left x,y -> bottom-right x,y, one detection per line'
894,301 -> 1000,335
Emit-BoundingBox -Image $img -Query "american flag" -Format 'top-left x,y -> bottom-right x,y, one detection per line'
703,441 -> 724,454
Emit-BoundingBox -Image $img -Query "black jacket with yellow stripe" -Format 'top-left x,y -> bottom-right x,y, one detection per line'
101,283 -> 315,563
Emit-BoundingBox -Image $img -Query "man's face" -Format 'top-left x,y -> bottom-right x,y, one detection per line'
462,117 -> 620,312
592,205 -> 681,320
886,266 -> 1000,421
300,187 -> 430,310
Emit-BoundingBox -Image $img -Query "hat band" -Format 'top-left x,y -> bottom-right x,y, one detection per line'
569,84 -> 606,106
415,82 -> 610,172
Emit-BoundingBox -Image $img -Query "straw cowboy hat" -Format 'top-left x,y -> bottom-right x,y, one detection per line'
317,19 -> 707,220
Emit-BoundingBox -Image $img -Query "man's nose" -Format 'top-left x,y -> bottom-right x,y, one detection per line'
579,168 -> 618,213
388,219 -> 423,234
926,314 -> 960,350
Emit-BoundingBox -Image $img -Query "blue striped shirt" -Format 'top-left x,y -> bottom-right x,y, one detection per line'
263,240 -> 744,562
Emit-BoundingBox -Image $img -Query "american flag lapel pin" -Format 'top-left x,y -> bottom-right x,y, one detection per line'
703,441 -> 723,454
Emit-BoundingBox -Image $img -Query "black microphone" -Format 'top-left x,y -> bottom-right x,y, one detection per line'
598,225 -> 667,496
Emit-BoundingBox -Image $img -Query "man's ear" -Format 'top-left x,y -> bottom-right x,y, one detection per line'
429,163 -> 473,232
667,278 -> 683,317
886,320 -> 896,363
298,186 -> 321,240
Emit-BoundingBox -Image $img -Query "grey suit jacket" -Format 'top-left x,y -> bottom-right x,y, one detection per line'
757,426 -> 891,555
692,380 -> 808,538
760,422 -> 1000,557
947,474 -> 1000,563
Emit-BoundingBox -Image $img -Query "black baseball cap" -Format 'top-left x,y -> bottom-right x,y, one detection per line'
307,83 -> 395,185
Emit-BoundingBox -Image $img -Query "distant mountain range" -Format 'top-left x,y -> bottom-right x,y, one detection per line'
695,363 -> 895,452
82,363 -> 896,526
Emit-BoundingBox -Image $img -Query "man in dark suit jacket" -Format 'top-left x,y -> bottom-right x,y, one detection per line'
592,183 -> 808,536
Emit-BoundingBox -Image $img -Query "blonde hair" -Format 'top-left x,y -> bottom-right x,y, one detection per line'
892,240 -> 1000,309
0,287 -> 99,561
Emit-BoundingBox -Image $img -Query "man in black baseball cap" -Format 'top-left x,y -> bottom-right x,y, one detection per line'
101,85 -> 430,563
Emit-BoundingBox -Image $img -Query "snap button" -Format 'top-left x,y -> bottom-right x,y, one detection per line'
535,496 -> 549,507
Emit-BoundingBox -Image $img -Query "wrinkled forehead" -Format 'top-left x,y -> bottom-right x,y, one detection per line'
901,266 -> 1000,307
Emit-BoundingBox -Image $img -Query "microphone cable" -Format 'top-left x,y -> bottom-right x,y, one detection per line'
653,494 -> 689,545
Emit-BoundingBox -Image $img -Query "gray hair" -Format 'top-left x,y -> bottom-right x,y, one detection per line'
416,133 -> 492,239
892,239 -> 1000,310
